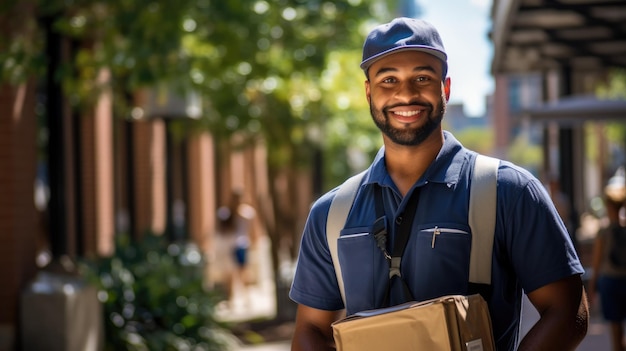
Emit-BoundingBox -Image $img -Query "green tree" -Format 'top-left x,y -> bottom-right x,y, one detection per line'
453,127 -> 494,156
1,0 -> 395,321
589,68 -> 626,177
320,49 -> 382,188
507,133 -> 542,174
597,68 -> 626,99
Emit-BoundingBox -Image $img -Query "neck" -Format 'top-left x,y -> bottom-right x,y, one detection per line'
383,130 -> 444,197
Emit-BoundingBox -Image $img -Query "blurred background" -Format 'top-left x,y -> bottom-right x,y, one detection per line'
1,0 -> 625,350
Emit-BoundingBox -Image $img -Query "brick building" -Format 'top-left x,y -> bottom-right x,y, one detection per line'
0,8 -> 287,351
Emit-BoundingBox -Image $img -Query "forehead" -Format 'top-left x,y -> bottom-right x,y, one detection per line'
368,50 -> 443,77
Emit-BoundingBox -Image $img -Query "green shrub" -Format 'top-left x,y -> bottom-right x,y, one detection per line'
79,233 -> 237,351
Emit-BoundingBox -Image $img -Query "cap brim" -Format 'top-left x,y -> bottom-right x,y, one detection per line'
360,46 -> 447,71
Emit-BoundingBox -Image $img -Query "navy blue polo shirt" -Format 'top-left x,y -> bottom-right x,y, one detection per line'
290,131 -> 583,350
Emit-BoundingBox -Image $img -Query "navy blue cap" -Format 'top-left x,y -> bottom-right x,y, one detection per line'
360,18 -> 447,78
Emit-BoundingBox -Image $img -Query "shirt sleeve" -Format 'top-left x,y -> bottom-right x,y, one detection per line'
500,166 -> 584,293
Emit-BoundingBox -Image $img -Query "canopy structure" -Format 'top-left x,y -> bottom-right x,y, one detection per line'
491,1 -> 626,242
524,95 -> 626,125
492,0 -> 626,75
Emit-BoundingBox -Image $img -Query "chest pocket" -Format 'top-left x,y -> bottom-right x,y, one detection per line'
402,223 -> 471,301
337,226 -> 388,314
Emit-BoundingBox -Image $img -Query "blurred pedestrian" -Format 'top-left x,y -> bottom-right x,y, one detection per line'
590,167 -> 626,351
213,190 -> 255,307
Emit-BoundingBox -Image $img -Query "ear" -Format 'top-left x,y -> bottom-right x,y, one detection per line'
443,77 -> 451,101
365,80 -> 371,103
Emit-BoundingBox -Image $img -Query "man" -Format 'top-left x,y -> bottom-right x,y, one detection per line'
289,17 -> 588,351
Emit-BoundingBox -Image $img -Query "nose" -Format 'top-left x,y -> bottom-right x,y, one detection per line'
394,81 -> 419,102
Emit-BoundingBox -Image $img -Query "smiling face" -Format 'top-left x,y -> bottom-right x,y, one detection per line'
365,50 -> 451,147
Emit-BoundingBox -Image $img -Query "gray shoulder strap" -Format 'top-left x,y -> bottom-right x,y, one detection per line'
326,170 -> 366,305
469,154 -> 500,285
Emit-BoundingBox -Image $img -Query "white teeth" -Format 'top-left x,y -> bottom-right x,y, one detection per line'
394,110 -> 420,117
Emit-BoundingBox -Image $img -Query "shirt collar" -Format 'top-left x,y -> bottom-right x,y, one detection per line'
365,131 -> 468,189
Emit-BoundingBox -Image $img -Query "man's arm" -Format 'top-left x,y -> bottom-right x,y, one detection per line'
291,304 -> 344,351
517,274 -> 589,351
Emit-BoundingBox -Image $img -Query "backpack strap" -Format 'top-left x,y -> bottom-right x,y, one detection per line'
326,170 -> 367,305
326,154 -> 499,307
469,154 -> 500,285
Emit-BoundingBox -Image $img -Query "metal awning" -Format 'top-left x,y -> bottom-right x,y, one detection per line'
491,0 -> 626,74
524,94 -> 626,125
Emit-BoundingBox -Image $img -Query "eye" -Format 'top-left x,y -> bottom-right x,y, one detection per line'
381,77 -> 397,84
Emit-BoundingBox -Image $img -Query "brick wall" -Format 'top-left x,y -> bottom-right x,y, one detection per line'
0,81 -> 39,350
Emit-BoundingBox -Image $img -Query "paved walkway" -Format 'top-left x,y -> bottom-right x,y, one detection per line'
213,236 -> 289,350
239,341 -> 290,351
215,236 -> 277,323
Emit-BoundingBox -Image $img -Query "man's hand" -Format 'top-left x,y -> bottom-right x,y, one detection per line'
517,274 -> 589,351
291,305 -> 344,351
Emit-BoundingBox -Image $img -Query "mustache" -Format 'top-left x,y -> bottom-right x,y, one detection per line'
383,100 -> 433,112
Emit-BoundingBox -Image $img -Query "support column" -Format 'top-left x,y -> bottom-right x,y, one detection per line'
187,132 -> 216,253
80,68 -> 115,256
133,119 -> 167,236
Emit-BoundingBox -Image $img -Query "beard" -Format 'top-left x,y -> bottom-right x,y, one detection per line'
370,92 -> 446,146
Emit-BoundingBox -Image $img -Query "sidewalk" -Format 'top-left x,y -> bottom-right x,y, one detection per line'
213,235 -> 291,351
579,315 -> 611,351
215,236 -> 277,323
239,341 -> 290,351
